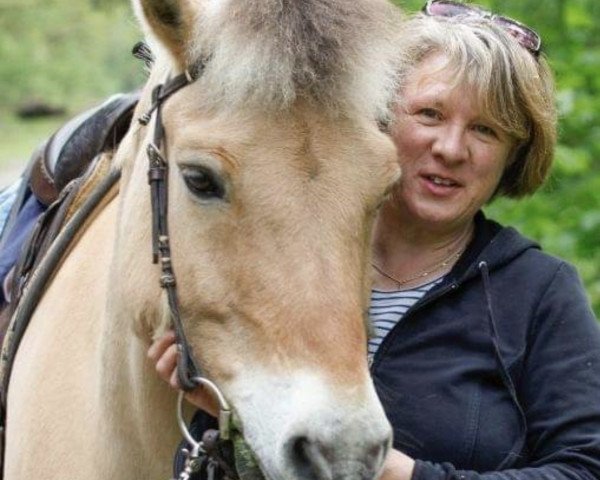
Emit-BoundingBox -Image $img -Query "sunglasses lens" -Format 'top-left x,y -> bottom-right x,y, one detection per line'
493,17 -> 541,52
427,1 -> 473,17
424,1 -> 542,55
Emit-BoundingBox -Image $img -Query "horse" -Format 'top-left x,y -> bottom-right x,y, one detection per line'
4,0 -> 403,478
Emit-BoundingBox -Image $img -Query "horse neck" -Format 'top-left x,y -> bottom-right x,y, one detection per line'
95,294 -> 182,475
95,181 -> 181,470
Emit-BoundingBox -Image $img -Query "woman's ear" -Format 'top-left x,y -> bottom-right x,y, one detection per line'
133,0 -> 195,69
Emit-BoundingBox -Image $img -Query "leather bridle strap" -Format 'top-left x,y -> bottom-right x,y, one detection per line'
138,67 -> 206,391
138,70 -> 196,127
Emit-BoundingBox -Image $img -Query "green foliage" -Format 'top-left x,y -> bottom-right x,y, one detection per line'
0,2 -> 142,111
0,0 -> 598,315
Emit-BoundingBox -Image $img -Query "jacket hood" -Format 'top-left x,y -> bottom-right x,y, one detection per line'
450,211 -> 541,285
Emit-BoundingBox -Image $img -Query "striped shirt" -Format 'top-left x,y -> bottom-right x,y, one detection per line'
367,278 -> 443,361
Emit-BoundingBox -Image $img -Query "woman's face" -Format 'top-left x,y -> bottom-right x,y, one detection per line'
390,53 -> 515,233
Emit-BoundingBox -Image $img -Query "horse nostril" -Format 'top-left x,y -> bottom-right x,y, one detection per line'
288,435 -> 334,480
367,436 -> 391,474
286,430 -> 391,480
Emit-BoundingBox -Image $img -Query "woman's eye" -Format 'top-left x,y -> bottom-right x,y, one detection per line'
473,124 -> 497,138
181,167 -> 225,200
417,108 -> 441,121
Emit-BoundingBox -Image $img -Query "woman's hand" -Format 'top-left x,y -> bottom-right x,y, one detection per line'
148,329 -> 219,417
380,449 -> 415,480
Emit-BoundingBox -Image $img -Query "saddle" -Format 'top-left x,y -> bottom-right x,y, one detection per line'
31,92 -> 139,205
0,92 -> 139,479
0,92 -> 139,304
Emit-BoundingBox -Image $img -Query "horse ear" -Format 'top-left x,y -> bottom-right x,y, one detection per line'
134,0 -> 194,68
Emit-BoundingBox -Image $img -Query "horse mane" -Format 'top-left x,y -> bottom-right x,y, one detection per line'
145,0 -> 403,121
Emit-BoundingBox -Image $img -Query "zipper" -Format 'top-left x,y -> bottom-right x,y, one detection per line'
369,280 -> 459,373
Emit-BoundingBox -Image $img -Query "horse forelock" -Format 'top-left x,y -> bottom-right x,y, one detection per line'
177,0 -> 403,120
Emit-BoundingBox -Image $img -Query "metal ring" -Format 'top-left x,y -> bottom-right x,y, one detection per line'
176,376 -> 233,446
177,390 -> 202,448
191,376 -> 231,411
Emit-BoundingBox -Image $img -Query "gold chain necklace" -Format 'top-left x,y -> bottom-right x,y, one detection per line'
371,249 -> 463,288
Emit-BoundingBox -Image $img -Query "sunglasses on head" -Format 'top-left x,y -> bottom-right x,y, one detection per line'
422,0 -> 542,57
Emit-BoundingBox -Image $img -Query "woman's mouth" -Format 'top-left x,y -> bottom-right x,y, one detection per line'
420,174 -> 461,196
426,175 -> 459,187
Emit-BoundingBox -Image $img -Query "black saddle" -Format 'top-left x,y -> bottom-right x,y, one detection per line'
0,91 -> 139,314
0,92 -> 139,258
30,91 -> 140,205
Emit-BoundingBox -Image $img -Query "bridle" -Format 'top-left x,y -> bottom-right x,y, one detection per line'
137,61 -> 233,444
139,68 -> 202,391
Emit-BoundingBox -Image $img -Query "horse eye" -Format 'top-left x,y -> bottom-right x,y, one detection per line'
181,166 -> 225,200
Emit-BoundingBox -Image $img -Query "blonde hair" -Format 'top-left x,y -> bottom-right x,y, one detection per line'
395,14 -> 557,198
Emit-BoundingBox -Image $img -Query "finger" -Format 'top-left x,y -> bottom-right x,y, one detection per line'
155,344 -> 179,383
186,387 -> 219,417
169,365 -> 180,390
168,370 -> 217,417
147,330 -> 176,361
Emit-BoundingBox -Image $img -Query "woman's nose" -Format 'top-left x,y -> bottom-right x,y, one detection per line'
431,125 -> 468,164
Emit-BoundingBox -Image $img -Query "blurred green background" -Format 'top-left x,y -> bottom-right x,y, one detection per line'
0,0 -> 598,315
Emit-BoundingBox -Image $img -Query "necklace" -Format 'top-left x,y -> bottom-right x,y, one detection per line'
371,249 -> 463,288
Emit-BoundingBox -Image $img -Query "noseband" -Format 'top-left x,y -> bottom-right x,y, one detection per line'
137,64 -> 233,441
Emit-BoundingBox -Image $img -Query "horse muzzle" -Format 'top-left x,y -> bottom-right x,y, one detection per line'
226,368 -> 392,480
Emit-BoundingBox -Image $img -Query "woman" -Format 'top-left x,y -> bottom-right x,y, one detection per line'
149,2 -> 600,479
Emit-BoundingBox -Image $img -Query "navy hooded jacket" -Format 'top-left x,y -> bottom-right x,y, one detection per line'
373,212 -> 600,480
176,212 -> 600,480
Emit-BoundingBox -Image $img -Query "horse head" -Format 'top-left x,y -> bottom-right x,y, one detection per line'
113,0 -> 403,478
